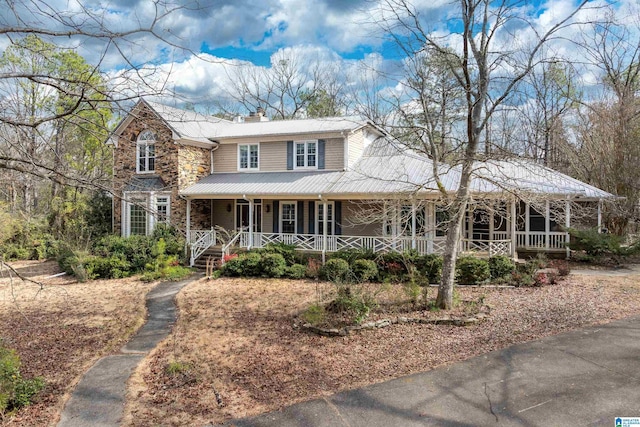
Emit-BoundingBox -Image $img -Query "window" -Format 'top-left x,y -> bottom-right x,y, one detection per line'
435,207 -> 449,237
128,198 -> 147,236
295,140 -> 317,169
137,130 -> 156,173
280,202 -> 296,234
156,196 -> 170,224
123,193 -> 170,237
238,144 -> 259,170
317,202 -> 334,235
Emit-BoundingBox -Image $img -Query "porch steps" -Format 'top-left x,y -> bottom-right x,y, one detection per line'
193,247 -> 223,270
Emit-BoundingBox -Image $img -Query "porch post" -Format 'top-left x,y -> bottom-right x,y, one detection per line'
248,198 -> 254,249
322,201 -> 328,263
525,201 -> 530,247
545,200 -> 550,250
186,198 -> 192,265
510,198 -> 517,258
427,202 -> 434,254
411,201 -> 417,250
565,199 -> 571,259
597,199 -> 603,233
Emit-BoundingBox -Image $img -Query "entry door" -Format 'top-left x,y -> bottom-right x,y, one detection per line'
236,201 -> 262,232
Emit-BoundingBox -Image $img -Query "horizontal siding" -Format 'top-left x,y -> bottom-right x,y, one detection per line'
263,201 -> 273,233
212,199 -> 234,231
340,200 -> 382,236
213,144 -> 237,173
260,141 -> 287,172
347,130 -> 365,169
324,138 -> 344,170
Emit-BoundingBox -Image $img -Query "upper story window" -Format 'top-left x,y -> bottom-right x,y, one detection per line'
137,130 -> 156,173
295,140 -> 317,169
238,144 -> 259,170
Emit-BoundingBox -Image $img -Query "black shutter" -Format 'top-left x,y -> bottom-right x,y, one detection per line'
308,201 -> 315,234
273,201 -> 279,233
318,139 -> 325,170
335,201 -> 342,235
297,201 -> 304,234
287,141 -> 294,170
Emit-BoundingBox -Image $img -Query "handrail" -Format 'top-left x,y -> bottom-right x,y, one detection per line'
189,228 -> 216,266
221,231 -> 244,263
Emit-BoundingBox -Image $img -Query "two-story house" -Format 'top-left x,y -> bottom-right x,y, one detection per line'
109,99 -> 614,265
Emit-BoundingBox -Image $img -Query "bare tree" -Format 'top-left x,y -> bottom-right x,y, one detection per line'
373,0 -> 590,309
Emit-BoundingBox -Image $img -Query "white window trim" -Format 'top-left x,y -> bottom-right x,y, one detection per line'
237,143 -> 260,171
293,140 -> 318,170
122,192 -> 170,237
136,131 -> 156,174
316,202 -> 335,235
280,201 -> 297,234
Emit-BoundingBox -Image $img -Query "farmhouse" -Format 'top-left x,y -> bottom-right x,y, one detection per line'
109,99 -> 614,265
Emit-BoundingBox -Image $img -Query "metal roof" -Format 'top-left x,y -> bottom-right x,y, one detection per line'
182,137 -> 616,200
181,170 -> 343,198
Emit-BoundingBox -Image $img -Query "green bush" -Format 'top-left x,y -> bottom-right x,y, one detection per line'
257,242 -> 297,266
329,287 -> 377,324
567,228 -> 623,256
321,258 -> 351,283
84,255 -> 131,279
260,253 -> 287,277
456,257 -> 490,285
331,248 -> 376,264
488,255 -> 515,280
221,252 -> 262,277
376,252 -> 408,281
414,254 -> 443,284
286,263 -> 307,279
351,259 -> 378,283
0,341 -> 44,414
301,303 -> 326,325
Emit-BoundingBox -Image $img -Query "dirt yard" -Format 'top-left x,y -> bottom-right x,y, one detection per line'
123,270 -> 640,426
0,260 -> 155,426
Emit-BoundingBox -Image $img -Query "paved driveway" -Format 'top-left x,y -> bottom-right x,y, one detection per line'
222,315 -> 640,426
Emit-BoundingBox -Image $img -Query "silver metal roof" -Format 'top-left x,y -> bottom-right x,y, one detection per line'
210,116 -> 366,140
182,137 -> 615,200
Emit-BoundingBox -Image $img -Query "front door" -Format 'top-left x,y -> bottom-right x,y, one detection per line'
236,200 -> 262,232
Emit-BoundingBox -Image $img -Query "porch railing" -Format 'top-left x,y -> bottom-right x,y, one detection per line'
515,231 -> 567,250
460,239 -> 512,257
189,228 -> 217,266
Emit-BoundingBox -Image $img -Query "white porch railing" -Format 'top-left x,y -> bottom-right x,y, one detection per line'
515,231 -> 567,250
189,228 -> 217,266
460,239 -> 512,257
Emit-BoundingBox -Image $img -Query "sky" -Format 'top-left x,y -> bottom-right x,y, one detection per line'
0,0 -> 639,114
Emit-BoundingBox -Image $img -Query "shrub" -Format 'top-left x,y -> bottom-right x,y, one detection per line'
414,254 -> 443,284
510,271 -> 535,287
306,257 -> 322,278
567,228 -> 623,256
331,248 -> 376,264
258,242 -> 297,266
456,257 -> 490,285
328,287 -> 376,324
321,258 -> 351,283
83,255 -> 131,279
351,259 -> 378,283
260,253 -> 287,277
286,263 -> 307,279
0,341 -> 44,415
549,259 -> 571,276
301,303 -> 326,325
221,252 -> 262,277
488,255 -> 515,280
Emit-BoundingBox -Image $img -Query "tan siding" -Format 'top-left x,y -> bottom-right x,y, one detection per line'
213,144 -> 237,173
259,141 -> 287,171
212,199 -> 235,231
263,200 -> 274,233
340,200 -> 382,236
347,130 -> 365,169
324,137 -> 345,170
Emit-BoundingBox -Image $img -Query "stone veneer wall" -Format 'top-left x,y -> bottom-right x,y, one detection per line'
112,103 -> 212,235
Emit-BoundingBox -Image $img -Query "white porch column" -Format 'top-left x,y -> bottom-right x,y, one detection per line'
597,199 -> 603,232
248,198 -> 254,249
510,198 -> 517,258
411,201 -> 417,250
427,202 -> 434,254
186,198 -> 192,265
565,199 -> 571,259
545,200 -> 550,250
525,202 -> 530,247
322,201 -> 328,263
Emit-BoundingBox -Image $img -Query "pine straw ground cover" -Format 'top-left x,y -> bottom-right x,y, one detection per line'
0,260 -> 155,426
124,271 -> 640,426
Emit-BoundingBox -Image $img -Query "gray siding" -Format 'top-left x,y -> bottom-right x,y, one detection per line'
347,130 -> 365,169
340,200 -> 382,236
212,199 -> 235,231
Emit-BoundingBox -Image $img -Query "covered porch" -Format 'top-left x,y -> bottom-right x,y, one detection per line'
185,196 -> 601,266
